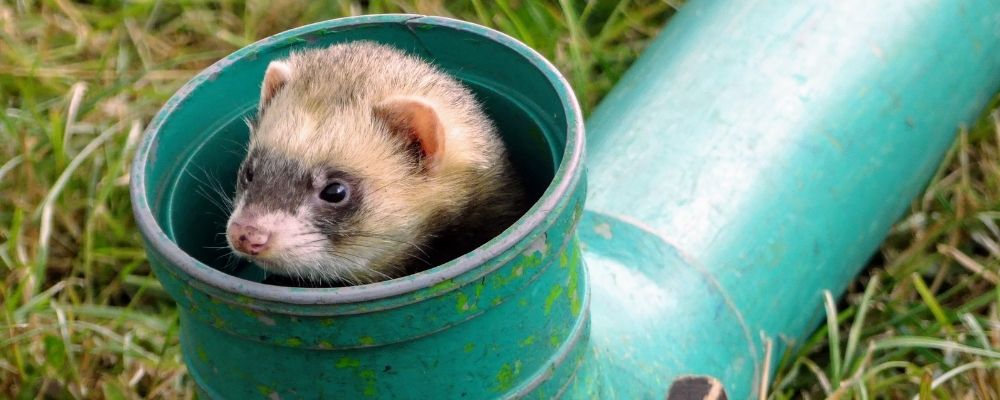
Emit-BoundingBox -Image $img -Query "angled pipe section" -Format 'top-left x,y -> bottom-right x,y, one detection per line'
576,0 -> 1000,397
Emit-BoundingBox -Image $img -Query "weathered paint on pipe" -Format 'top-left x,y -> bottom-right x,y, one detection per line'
573,0 -> 1000,398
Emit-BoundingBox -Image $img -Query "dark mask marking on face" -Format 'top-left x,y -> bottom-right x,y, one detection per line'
235,148 -> 365,233
236,148 -> 313,214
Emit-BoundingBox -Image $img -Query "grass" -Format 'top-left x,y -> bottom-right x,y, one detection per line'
1,1 -> 998,399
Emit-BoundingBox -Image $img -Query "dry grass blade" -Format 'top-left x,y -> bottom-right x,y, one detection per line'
938,243 -> 999,284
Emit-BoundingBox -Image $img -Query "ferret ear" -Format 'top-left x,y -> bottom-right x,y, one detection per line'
259,60 -> 293,111
373,96 -> 446,172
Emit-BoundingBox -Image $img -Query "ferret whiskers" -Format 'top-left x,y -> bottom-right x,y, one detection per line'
187,167 -> 234,215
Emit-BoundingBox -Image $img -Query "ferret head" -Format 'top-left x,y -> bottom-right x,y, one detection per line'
225,46 -> 487,284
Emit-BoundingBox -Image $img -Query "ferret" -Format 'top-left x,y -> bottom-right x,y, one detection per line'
224,41 -> 528,285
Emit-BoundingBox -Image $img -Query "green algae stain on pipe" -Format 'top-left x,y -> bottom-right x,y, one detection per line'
335,357 -> 360,369
495,361 -> 523,392
544,286 -> 564,315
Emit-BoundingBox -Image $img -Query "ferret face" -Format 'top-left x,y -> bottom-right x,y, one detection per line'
224,50 -> 448,284
225,145 -> 398,283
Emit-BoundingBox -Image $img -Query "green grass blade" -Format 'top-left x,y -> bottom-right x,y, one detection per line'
874,336 -> 1000,359
910,272 -> 956,336
823,290 -> 843,387
843,275 -> 879,376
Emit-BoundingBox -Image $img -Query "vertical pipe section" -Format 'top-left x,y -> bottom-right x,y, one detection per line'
577,0 -> 1000,398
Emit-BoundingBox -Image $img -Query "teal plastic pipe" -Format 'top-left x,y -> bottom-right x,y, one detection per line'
573,0 -> 1000,397
128,2 -> 1000,400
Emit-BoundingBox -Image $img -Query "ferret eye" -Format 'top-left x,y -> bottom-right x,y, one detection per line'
319,181 -> 350,204
243,167 -> 254,182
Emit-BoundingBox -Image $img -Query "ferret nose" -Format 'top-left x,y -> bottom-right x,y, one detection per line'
228,222 -> 271,256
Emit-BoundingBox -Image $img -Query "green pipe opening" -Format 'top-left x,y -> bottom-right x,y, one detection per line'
131,15 -> 587,399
